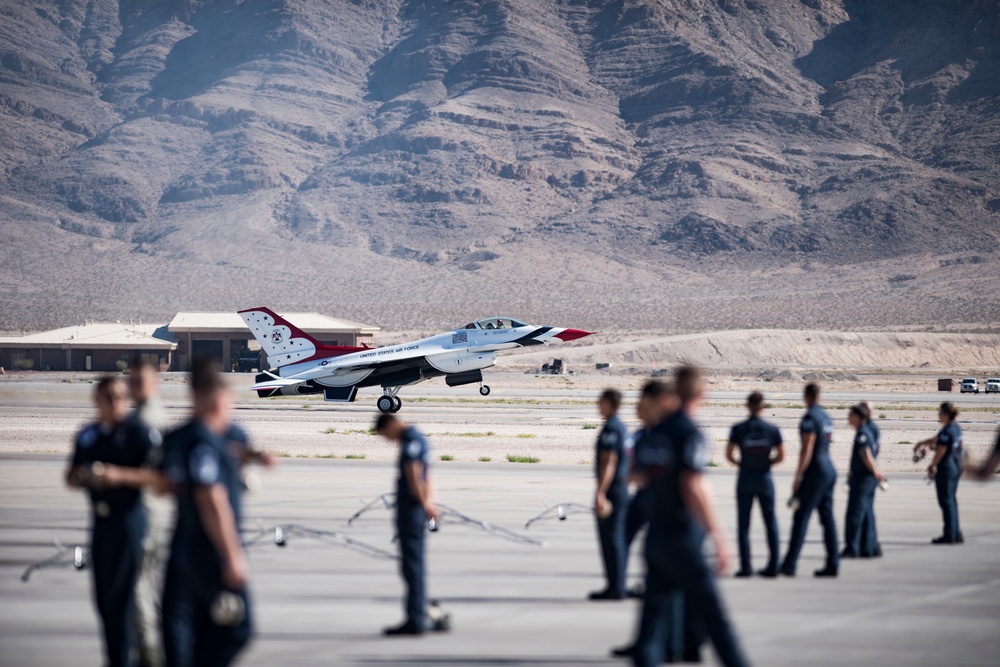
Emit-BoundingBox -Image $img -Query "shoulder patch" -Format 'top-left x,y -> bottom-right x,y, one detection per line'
189,443 -> 220,485
406,440 -> 422,459
859,434 -> 868,443
79,428 -> 97,448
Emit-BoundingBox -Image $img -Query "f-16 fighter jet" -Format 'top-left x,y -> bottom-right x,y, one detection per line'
239,308 -> 592,413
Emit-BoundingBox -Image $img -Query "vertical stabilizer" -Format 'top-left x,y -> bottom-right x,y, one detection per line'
238,308 -> 319,368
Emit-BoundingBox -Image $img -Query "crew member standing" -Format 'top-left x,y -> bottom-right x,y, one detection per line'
66,377 -> 157,667
859,401 -> 882,558
591,389 -> 630,600
780,383 -> 839,578
725,392 -> 784,578
913,402 -> 964,544
633,367 -> 750,667
374,413 -> 448,635
127,360 -> 170,667
842,405 -> 886,558
160,361 -> 253,667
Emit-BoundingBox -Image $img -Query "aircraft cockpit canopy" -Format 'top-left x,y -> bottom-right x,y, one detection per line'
460,317 -> 528,330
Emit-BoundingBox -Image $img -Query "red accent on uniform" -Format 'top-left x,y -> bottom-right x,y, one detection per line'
553,329 -> 593,342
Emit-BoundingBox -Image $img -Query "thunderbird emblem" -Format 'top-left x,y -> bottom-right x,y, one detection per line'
271,330 -> 283,344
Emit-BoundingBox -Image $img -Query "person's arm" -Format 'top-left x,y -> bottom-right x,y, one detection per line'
404,460 -> 440,520
680,471 -> 731,574
793,432 -> 815,494
595,450 -> 618,514
194,484 -> 249,590
725,441 -> 738,466
861,447 -> 886,482
927,443 -> 948,479
772,444 -> 786,466
973,437 -> 1000,480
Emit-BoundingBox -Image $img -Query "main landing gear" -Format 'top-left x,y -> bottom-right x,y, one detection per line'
479,384 -> 491,396
377,388 -> 402,414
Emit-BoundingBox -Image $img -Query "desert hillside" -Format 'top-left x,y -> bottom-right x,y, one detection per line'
1,0 -> 998,332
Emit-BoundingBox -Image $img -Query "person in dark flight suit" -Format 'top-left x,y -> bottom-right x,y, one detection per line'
842,404 -> 887,559
591,389 -> 631,600
375,413 -> 447,635
970,427 -> 1000,481
66,376 -> 158,667
160,361 -> 253,667
913,403 -> 964,544
780,383 -> 839,578
725,392 -> 785,578
632,367 -> 750,667
859,401 -> 882,558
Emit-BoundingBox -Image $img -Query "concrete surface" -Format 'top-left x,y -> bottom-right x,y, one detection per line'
1,454 -> 998,666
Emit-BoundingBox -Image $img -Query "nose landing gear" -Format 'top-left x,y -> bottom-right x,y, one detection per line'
479,384 -> 491,396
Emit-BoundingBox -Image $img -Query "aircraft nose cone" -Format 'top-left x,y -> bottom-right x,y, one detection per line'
554,328 -> 593,342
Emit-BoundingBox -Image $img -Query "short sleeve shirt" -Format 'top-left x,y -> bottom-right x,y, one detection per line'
596,415 -> 630,493
849,424 -> 876,479
728,416 -> 782,473
398,427 -> 430,504
936,422 -> 963,470
71,421 -> 153,514
800,405 -> 834,470
640,411 -> 706,536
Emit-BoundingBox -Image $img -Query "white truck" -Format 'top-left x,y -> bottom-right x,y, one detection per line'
986,378 -> 1000,394
960,378 -> 980,394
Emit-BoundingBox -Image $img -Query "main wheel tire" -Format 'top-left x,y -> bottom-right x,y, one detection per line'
377,396 -> 394,413
479,385 -> 491,396
391,396 -> 402,412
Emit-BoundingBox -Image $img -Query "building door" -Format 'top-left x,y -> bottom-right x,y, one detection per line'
191,340 -> 224,367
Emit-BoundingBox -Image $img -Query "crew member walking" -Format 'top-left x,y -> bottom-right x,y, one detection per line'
633,367 -> 750,667
591,389 -> 630,600
913,402 -> 964,544
725,392 -> 784,578
842,405 -> 886,558
374,413 -> 448,635
780,383 -> 839,578
66,377 -> 157,667
160,361 -> 253,666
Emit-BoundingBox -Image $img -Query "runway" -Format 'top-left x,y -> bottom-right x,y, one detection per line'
1,455 -> 999,666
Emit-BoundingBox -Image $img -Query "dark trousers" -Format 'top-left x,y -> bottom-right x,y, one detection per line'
781,465 -> 838,574
935,466 -> 961,541
843,476 -> 877,556
625,488 -> 650,553
92,508 -> 146,667
396,502 -> 427,627
860,483 -> 879,555
633,530 -> 749,667
162,568 -> 252,667
735,473 -> 779,573
597,486 -> 629,595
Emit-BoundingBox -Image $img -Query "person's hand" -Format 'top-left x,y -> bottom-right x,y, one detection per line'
926,465 -> 936,480
713,532 -> 731,575
792,476 -> 802,496
222,552 -> 250,590
257,451 -> 277,468
92,463 -> 118,488
876,471 -> 887,483
423,501 -> 440,522
594,494 -> 610,518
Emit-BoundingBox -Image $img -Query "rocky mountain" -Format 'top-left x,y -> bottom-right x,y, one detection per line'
1,0 -> 998,333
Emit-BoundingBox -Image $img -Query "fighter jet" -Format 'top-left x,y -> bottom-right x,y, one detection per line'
239,308 -> 592,413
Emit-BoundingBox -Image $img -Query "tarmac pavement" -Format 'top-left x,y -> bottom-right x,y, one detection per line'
1,454 -> 998,666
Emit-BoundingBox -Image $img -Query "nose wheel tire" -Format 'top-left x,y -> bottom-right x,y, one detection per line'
377,396 -> 395,413
391,396 -> 402,412
479,385 -> 491,396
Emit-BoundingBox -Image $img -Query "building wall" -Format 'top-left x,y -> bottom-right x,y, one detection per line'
0,347 -> 171,372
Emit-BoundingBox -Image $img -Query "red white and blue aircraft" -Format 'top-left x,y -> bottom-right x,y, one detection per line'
239,307 -> 592,412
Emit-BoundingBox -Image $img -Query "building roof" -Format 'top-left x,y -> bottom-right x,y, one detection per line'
0,323 -> 176,349
168,312 -> 380,334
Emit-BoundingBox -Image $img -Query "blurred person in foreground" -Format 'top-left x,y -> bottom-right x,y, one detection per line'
374,413 -> 449,636
127,360 -> 170,667
160,360 -> 252,666
632,367 -> 750,667
66,376 -> 160,667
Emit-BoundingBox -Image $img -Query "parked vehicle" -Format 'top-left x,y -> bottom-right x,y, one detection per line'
960,378 -> 980,394
986,378 -> 1000,394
